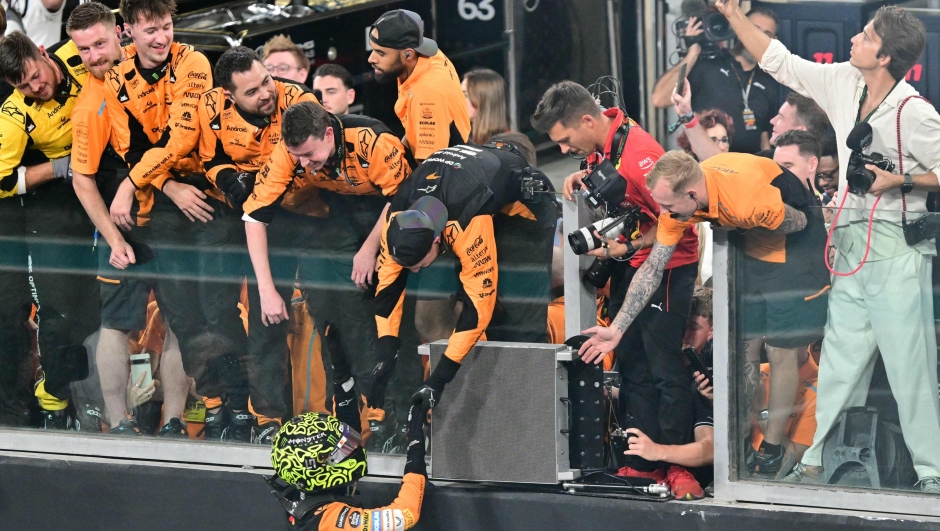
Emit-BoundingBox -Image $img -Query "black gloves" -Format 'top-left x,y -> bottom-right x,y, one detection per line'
366,336 -> 401,409
410,355 -> 461,418
403,404 -> 427,476
217,170 -> 255,209
322,323 -> 353,387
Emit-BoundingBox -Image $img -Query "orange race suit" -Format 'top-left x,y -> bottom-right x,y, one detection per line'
103,41 -> 210,194
198,77 -> 321,190
372,143 -> 552,405
242,113 -> 410,224
197,78 -> 321,423
243,113 -> 411,419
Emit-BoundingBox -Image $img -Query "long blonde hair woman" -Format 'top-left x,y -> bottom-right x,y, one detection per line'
461,68 -> 509,145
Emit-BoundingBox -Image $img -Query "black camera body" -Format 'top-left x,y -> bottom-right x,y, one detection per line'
846,151 -> 895,195
581,158 -> 626,211
675,9 -> 735,59
845,121 -> 896,196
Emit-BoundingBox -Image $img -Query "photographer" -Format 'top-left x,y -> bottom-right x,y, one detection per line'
652,5 -> 779,154
532,82 -> 701,494
716,0 -> 940,492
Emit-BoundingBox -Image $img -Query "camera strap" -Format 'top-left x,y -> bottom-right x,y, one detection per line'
896,94 -> 933,229
610,121 -> 630,170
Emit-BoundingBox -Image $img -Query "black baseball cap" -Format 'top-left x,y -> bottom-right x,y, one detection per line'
386,196 -> 448,267
370,9 -> 439,57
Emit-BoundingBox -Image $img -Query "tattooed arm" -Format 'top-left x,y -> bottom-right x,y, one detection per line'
749,204 -> 807,235
578,240 -> 678,363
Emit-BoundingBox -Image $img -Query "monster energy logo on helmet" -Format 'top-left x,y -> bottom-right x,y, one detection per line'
271,412 -> 367,492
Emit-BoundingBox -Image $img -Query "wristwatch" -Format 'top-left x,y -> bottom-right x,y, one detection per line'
624,239 -> 637,256
902,173 -> 914,194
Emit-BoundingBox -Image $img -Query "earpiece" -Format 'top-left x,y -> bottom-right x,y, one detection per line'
405,52 -> 412,58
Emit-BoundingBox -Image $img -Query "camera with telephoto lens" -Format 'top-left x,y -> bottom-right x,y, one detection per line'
575,209 -> 642,290
675,0 -> 735,59
845,122 -> 895,195
569,158 -> 648,289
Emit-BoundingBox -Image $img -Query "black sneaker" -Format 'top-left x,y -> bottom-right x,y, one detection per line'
199,407 -> 228,442
223,410 -> 255,443
40,409 -> 71,430
158,417 -> 189,439
252,421 -> 280,445
110,418 -> 143,436
73,404 -> 104,433
749,443 -> 785,477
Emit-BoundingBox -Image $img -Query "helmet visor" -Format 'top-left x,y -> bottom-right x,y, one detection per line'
326,422 -> 362,465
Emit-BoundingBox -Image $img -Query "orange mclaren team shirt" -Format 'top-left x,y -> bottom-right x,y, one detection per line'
103,41 -> 211,191
395,50 -> 470,161
656,153 -> 787,260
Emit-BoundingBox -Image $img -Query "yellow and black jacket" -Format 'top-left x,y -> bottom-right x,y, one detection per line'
242,114 -> 410,224
197,78 -> 321,187
0,39 -> 88,198
103,41 -> 210,191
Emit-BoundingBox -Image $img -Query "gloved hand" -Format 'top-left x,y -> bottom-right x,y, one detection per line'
217,170 -> 255,209
52,156 -> 72,181
366,336 -> 401,409
322,323 -> 353,387
411,355 -> 461,416
411,383 -> 443,416
403,404 -> 427,476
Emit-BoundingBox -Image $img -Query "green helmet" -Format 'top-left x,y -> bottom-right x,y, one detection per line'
271,412 -> 367,492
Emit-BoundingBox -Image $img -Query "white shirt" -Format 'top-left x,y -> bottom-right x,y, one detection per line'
760,39 -> 940,261
3,0 -> 65,48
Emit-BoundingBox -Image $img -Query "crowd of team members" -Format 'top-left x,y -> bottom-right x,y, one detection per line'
0,0 -> 554,527
2,0 -> 938,524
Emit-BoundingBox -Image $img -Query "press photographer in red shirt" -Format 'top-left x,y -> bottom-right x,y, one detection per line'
532,81 -> 703,499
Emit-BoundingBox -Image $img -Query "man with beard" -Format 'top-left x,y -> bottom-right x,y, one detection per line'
199,46 -> 321,443
0,30 -> 100,429
70,1 -> 194,437
94,0 -> 248,440
367,9 -> 469,163
651,6 -> 780,154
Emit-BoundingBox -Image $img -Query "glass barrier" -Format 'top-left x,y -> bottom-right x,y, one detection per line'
0,185 -> 563,458
729,204 -> 940,497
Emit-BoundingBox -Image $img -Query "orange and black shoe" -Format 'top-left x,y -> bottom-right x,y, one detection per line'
665,465 -> 705,500
199,407 -> 228,442
750,442 -> 785,477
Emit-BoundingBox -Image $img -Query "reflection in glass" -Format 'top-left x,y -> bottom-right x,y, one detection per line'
734,206 -> 940,495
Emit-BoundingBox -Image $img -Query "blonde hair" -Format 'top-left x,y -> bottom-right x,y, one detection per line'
464,68 -> 509,145
646,150 -> 704,192
262,35 -> 310,72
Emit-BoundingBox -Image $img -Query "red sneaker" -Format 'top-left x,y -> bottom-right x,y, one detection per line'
665,465 -> 704,500
615,466 -> 666,483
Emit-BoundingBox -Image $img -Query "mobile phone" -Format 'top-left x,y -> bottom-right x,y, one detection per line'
683,347 -> 711,388
130,352 -> 153,389
676,63 -> 688,97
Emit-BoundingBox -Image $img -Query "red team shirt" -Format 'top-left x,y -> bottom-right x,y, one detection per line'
586,109 -> 699,269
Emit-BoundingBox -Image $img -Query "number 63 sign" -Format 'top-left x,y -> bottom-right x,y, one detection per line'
459,0 -> 496,21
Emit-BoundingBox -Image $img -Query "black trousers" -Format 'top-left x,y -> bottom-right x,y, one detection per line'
25,181 -> 101,401
248,196 -> 385,420
610,261 -> 697,471
148,193 -> 249,405
0,197 -> 33,423
487,194 -> 559,343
